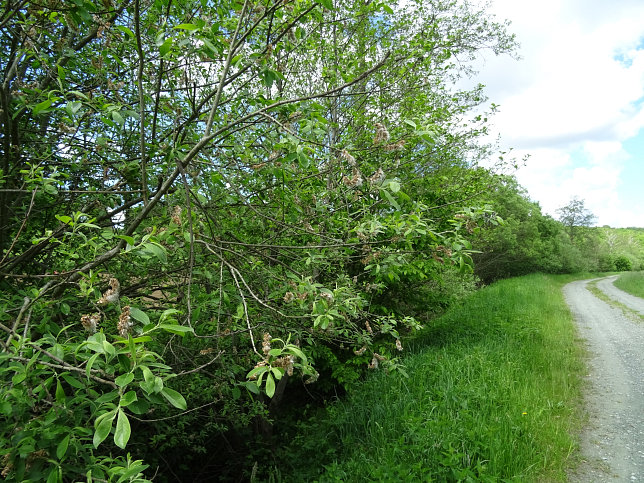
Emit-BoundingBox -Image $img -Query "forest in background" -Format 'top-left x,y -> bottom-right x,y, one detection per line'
0,0 -> 642,481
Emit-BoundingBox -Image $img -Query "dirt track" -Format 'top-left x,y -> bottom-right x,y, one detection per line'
564,276 -> 644,482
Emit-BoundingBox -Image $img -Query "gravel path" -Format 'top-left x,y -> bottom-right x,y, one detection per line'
596,276 -> 644,315
564,277 -> 644,482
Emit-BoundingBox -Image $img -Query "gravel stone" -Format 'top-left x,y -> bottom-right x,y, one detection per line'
564,277 -> 644,482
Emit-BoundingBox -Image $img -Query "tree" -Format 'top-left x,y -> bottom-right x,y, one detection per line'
556,197 -> 597,242
0,0 -> 516,479
614,255 -> 632,271
470,174 -> 575,281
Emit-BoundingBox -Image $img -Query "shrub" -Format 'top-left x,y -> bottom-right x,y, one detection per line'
614,255 -> 632,271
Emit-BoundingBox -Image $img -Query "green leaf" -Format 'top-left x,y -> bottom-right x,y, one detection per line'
69,90 -> 89,100
298,150 -> 310,169
153,376 -> 163,393
44,183 -> 59,195
66,101 -> 82,116
159,38 -> 173,56
127,398 -> 150,415
87,332 -> 106,348
102,340 -> 116,357
240,381 -> 260,394
116,25 -> 135,38
129,307 -> 150,325
159,324 -> 193,336
265,373 -> 276,398
33,98 -> 53,115
139,380 -> 155,394
93,411 -> 116,448
144,242 -> 167,263
381,189 -> 401,210
61,373 -> 85,389
140,365 -> 154,382
56,434 -> 70,459
111,110 -> 125,126
116,234 -> 136,245
174,23 -> 199,30
159,308 -> 181,322
115,372 -> 134,388
319,0 -> 333,10
160,387 -> 187,410
86,353 -> 100,380
246,366 -> 267,379
388,180 -> 401,193
403,119 -> 417,129
126,336 -> 152,344
12,372 -> 26,384
262,69 -> 278,89
202,39 -> 218,56
115,462 -> 150,483
95,390 -> 119,404
56,215 -> 73,225
0,401 -> 12,416
46,467 -> 60,483
271,367 -> 284,380
287,346 -> 307,362
114,408 -> 131,449
55,379 -> 66,403
119,391 -> 138,407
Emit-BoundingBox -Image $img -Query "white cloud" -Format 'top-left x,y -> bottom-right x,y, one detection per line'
477,0 -> 644,227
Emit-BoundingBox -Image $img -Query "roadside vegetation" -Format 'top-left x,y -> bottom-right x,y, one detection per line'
275,274 -> 587,481
1,0 -> 644,481
614,271 -> 644,298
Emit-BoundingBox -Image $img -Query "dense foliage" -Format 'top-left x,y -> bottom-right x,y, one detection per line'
471,176 -> 644,282
0,0 -> 518,480
0,0 -> 641,481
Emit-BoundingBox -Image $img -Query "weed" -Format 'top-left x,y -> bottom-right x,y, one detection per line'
279,274 -> 587,482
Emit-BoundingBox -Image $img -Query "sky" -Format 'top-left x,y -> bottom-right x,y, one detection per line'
472,0 -> 644,228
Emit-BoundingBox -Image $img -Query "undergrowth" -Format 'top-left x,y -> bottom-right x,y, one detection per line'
269,273 -> 587,482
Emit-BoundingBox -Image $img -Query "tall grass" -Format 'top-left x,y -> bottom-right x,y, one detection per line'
614,271 -> 644,298
277,274 -> 586,482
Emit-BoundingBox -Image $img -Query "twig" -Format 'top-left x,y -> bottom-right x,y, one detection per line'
197,237 -> 394,250
200,242 -> 295,321
5,296 -> 29,348
19,306 -> 32,357
0,188 -> 37,265
178,167 -> 195,329
204,0 -> 250,136
134,0 -> 148,205
0,189 -> 144,194
128,399 -> 220,423
7,355 -> 117,388
228,266 -> 260,356
176,350 -> 224,376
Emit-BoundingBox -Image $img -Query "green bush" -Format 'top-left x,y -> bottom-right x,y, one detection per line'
614,255 -> 633,271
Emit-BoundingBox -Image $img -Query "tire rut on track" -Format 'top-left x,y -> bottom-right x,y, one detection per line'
564,276 -> 644,482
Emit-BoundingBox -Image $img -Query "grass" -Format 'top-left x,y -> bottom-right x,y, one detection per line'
613,271 -> 644,298
275,274 -> 588,482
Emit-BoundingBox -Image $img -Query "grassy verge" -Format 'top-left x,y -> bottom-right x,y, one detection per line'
613,271 -> 644,298
276,274 -> 587,482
